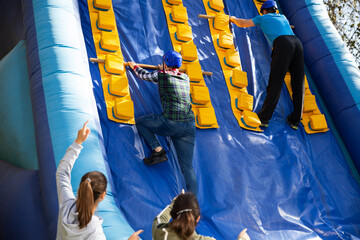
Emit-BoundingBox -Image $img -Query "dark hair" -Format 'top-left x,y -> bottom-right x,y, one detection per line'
76,171 -> 107,229
169,193 -> 200,240
262,7 -> 277,14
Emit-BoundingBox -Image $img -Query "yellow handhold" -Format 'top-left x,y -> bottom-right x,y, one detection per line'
191,86 -> 211,105
113,99 -> 134,120
166,0 -> 182,5
175,24 -> 193,42
224,49 -> 241,68
186,62 -> 203,84
181,42 -> 198,62
309,114 -> 328,130
305,88 -> 312,95
97,11 -> 115,32
170,5 -> 188,23
109,75 -> 129,97
207,0 -> 224,12
304,77 -> 309,88
100,31 -> 119,52
88,0 -> 134,124
235,92 -> 253,112
213,13 -> 230,31
218,31 -> 233,49
93,0 -> 111,11
105,55 -> 125,75
303,94 -> 317,113
241,110 -> 261,129
196,107 -> 217,126
230,69 -> 248,88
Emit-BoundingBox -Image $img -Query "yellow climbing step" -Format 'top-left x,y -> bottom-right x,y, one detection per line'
87,0 -> 135,124
162,0 -> 219,129
201,0 -> 262,132
284,74 -> 328,133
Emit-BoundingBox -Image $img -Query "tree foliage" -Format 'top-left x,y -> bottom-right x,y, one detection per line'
323,0 -> 360,69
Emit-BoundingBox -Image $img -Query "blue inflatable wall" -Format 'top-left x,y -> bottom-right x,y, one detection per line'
0,40 -> 48,240
0,0 -> 359,239
277,0 -> 360,169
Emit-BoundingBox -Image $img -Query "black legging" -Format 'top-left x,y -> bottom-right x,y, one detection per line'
258,35 -> 305,124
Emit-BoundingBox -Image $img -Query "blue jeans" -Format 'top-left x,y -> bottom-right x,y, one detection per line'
136,114 -> 198,195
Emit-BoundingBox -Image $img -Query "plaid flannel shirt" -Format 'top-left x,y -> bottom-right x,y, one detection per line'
134,66 -> 195,122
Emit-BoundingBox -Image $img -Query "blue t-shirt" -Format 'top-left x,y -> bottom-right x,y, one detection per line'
252,13 -> 294,47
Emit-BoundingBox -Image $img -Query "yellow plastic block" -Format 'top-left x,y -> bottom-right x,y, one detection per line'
113,99 -> 134,120
218,31 -> 233,49
303,94 -> 317,113
109,75 -> 129,97
170,5 -> 188,23
105,55 -> 125,75
235,92 -> 253,111
191,86 -> 211,105
213,13 -> 230,31
93,0 -> 111,11
100,31 -> 119,52
166,0 -> 182,5
309,114 -> 328,130
224,49 -> 240,68
304,77 -> 310,89
175,24 -> 193,42
305,88 -> 312,95
181,42 -> 198,62
186,62 -> 203,83
230,69 -> 248,88
242,110 -> 261,128
196,107 -> 217,126
97,11 -> 115,32
207,0 -> 224,12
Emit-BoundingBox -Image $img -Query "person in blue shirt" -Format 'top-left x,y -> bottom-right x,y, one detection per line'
230,0 -> 305,130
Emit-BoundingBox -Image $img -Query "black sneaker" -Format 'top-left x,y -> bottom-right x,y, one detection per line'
260,120 -> 269,128
287,116 -> 299,130
144,149 -> 168,165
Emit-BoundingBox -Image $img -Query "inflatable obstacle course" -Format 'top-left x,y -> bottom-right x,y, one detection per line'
201,0 -> 262,132
87,0 -> 135,124
162,0 -> 219,129
2,0 -> 360,239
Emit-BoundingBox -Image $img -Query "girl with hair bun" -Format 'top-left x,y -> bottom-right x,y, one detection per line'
152,191 -> 250,240
56,121 -> 143,239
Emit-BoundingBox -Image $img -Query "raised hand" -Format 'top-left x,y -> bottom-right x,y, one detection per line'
172,189 -> 185,202
128,230 -> 144,240
237,228 -> 250,240
128,61 -> 137,70
75,120 -> 90,145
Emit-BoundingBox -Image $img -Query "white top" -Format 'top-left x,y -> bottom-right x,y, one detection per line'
56,142 -> 106,240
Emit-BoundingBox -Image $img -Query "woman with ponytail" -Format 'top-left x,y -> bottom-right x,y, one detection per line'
152,191 -> 250,240
56,121 -> 143,239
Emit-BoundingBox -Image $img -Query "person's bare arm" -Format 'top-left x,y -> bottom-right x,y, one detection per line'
230,17 -> 255,28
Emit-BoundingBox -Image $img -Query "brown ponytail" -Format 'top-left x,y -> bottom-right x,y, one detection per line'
169,193 -> 200,240
76,171 -> 107,229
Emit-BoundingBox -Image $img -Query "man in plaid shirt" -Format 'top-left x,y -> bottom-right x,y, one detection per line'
128,51 -> 198,195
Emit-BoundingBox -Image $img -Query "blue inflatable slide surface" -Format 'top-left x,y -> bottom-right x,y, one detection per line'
0,0 -> 359,239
